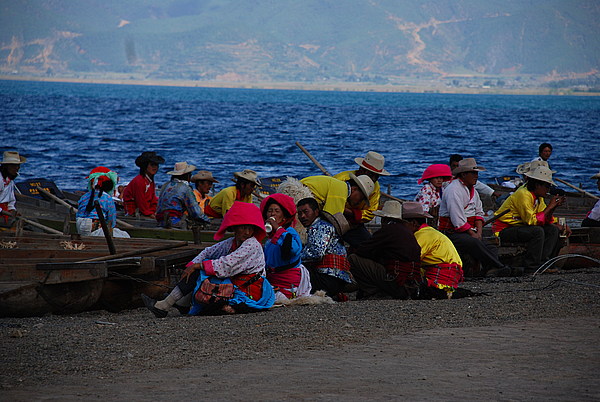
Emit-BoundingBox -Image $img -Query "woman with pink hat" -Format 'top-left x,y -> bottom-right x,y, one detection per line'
414,164 -> 453,216
260,193 -> 311,303
142,201 -> 275,317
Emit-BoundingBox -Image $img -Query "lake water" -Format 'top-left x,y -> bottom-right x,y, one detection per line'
2,80 -> 599,199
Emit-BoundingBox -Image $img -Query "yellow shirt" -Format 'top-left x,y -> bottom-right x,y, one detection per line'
493,185 -> 557,235
414,225 -> 462,267
300,176 -> 349,216
333,170 -> 381,222
207,186 -> 252,217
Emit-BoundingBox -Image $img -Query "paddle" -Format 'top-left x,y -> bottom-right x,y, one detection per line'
554,178 -> 599,200
94,201 -> 116,255
295,142 -> 406,203
482,209 -> 510,227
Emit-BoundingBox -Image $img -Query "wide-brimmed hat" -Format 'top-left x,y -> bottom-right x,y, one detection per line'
418,164 -> 453,184
349,173 -> 374,206
191,170 -> 219,183
135,151 -> 165,167
524,165 -> 555,185
167,161 -> 196,176
373,200 -> 403,220
1,151 -> 26,165
354,151 -> 391,176
402,201 -> 433,219
452,158 -> 486,175
516,160 -> 555,175
234,169 -> 261,186
320,211 -> 350,236
214,201 -> 266,242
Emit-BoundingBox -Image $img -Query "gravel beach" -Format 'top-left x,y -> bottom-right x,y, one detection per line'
1,268 -> 599,400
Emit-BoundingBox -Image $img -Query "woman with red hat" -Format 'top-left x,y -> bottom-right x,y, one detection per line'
142,201 -> 275,317
414,164 -> 453,218
260,193 -> 311,303
76,167 -> 130,238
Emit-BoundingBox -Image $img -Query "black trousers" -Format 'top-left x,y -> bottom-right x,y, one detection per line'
308,269 -> 347,297
446,232 -> 503,271
499,224 -> 561,270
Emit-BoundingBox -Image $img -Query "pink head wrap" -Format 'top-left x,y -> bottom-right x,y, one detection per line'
418,164 -> 453,184
214,201 -> 266,242
260,193 -> 297,228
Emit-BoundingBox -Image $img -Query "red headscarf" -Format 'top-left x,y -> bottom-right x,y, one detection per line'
418,164 -> 453,184
214,201 -> 266,242
260,193 -> 297,228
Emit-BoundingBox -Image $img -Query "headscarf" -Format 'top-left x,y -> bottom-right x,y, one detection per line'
214,201 -> 266,242
260,193 -> 297,228
84,166 -> 118,213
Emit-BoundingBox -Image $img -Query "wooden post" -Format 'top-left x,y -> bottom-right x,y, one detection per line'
94,201 -> 116,255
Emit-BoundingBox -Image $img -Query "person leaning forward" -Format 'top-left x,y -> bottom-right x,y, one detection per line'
493,165 -> 569,273
122,151 -> 165,219
439,158 -> 521,277
349,200 -> 422,300
204,169 -> 260,219
300,174 -> 374,245
0,151 -> 26,226
334,151 -> 390,247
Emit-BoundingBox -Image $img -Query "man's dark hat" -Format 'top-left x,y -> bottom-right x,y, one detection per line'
135,151 -> 165,167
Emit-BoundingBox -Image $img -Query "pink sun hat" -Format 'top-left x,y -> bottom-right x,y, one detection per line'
418,164 -> 453,184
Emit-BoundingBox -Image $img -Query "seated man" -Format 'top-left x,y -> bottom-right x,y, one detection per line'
582,171 -> 600,227
297,197 -> 352,299
205,169 -> 260,218
493,165 -> 570,273
349,200 -> 421,300
156,162 -> 209,228
123,151 -> 165,219
439,158 -> 518,277
191,170 -> 218,214
0,151 -> 26,226
398,201 -> 463,299
299,174 -> 374,239
333,151 -> 391,247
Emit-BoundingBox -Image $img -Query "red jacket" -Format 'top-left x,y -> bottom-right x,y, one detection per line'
122,174 -> 157,216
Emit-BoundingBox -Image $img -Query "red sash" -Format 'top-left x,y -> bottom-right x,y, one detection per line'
423,263 -> 463,289
384,260 -> 422,287
204,203 -> 222,218
231,273 -> 264,301
438,216 -> 479,232
307,254 -> 350,272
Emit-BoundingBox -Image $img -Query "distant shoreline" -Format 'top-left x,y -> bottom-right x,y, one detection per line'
2,75 -> 599,96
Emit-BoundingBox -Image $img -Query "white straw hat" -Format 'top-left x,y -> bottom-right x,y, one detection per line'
167,161 -> 196,175
524,165 -> 555,185
354,151 -> 391,176
1,151 -> 27,164
349,173 -> 374,206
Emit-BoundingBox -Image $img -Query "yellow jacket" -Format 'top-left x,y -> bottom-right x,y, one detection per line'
333,170 -> 380,222
206,186 -> 252,218
493,185 -> 557,235
300,176 -> 349,216
414,225 -> 462,267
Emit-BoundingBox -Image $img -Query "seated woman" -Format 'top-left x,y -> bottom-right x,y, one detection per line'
142,201 -> 275,317
260,193 -> 311,303
76,166 -> 130,238
582,171 -> 600,227
415,164 -> 453,219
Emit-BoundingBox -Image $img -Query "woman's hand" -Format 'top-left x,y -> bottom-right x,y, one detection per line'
181,263 -> 201,282
267,216 -> 281,231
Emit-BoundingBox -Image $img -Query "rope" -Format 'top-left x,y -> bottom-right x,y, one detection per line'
533,254 -> 600,276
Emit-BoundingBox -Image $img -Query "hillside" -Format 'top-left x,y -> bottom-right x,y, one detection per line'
1,0 -> 599,90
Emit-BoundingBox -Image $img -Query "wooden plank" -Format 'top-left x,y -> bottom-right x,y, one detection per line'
0,263 -> 107,284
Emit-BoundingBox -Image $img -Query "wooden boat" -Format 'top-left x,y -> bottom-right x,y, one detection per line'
0,232 -> 205,317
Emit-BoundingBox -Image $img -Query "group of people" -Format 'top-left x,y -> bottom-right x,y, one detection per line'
2,144 -> 600,316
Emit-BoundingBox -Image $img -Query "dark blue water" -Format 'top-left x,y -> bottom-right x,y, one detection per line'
2,80 -> 599,199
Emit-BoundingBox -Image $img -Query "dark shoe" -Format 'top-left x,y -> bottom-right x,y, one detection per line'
510,266 -> 525,277
173,304 -> 190,316
485,266 -> 511,278
141,293 -> 168,318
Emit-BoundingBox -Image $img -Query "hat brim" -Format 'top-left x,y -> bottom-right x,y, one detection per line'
1,156 -> 26,164
403,212 -> 434,219
523,172 -> 555,186
373,210 -> 403,220
192,176 -> 219,183
452,166 -> 486,176
233,174 -> 261,186
167,165 -> 196,175
354,157 -> 391,176
348,173 -> 370,207
320,211 -> 350,236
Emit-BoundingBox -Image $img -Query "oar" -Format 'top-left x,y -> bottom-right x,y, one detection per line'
1,211 -> 63,235
80,241 -> 188,262
94,200 -> 116,255
483,209 -> 510,227
554,178 -> 599,200
295,142 -> 406,203
36,185 -> 135,228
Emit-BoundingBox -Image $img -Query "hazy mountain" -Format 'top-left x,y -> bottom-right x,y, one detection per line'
1,0 -> 599,86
